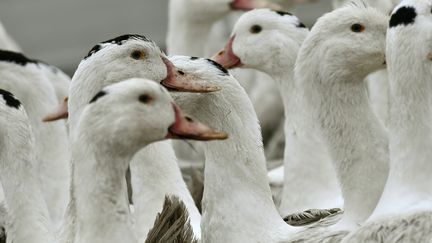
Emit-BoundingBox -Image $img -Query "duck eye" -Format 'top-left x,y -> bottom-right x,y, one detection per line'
250,25 -> 263,34
139,94 -> 153,104
351,23 -> 365,33
131,50 -> 146,60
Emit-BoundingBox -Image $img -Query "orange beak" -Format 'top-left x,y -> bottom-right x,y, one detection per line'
230,0 -> 282,11
43,97 -> 69,122
160,56 -> 221,93
211,36 -> 243,69
166,103 -> 228,141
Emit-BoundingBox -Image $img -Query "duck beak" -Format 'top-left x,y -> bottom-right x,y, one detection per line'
166,103 -> 228,141
230,0 -> 282,11
160,56 -> 221,93
211,36 -> 243,69
42,97 -> 69,122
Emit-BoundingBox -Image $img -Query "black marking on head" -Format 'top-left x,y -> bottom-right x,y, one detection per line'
390,6 -> 417,28
0,89 -> 21,109
190,56 -> 199,60
84,45 -> 103,59
0,50 -> 38,66
275,10 -> 293,16
205,59 -> 229,76
84,34 -> 153,59
89,91 -> 107,104
273,10 -> 306,29
297,22 -> 307,28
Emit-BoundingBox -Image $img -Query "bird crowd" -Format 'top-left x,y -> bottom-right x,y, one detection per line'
0,0 -> 430,242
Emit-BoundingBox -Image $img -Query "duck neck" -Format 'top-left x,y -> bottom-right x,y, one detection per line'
72,135 -> 136,243
272,68 -> 342,215
0,125 -> 54,243
372,36 -> 432,217
272,70 -> 295,113
167,4 -> 215,56
301,71 -> 389,227
130,140 -> 202,241
199,83 -> 295,242
22,86 -> 70,227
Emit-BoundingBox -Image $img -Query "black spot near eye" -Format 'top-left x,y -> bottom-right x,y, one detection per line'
131,50 -> 145,60
389,6 -> 417,28
351,23 -> 365,33
139,94 -> 153,104
250,25 -> 262,34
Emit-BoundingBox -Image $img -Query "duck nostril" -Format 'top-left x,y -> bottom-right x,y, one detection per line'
218,50 -> 225,56
178,70 -> 185,75
185,117 -> 193,122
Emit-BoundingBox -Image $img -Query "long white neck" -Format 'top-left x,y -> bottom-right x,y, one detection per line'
0,69 -> 70,228
298,69 -> 389,228
268,62 -> 342,215
166,3 -> 215,56
371,33 -> 432,218
25,88 -> 70,229
195,82 -> 296,242
72,135 -> 136,243
130,140 -> 202,241
0,120 -> 54,243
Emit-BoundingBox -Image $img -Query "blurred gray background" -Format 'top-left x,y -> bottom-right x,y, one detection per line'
0,0 -> 332,74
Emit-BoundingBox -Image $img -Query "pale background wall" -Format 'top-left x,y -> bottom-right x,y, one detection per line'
0,0 -> 332,74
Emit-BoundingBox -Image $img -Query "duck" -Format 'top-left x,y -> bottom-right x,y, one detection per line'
214,5 -> 391,241
0,89 -> 54,243
167,0 -> 284,165
167,55 -> 300,242
70,78 -> 224,243
61,34 -> 221,241
212,8 -> 343,220
0,77 -> 219,243
0,50 -> 70,229
343,1 -> 432,242
285,4 -> 389,242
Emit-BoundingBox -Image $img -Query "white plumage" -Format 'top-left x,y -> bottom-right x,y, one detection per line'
0,1 -> 431,242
